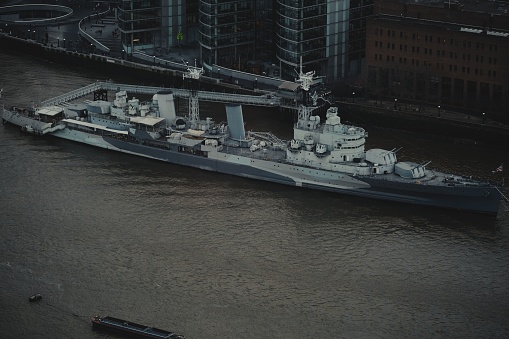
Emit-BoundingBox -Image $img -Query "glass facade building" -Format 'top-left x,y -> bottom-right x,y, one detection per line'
118,0 -> 200,56
117,0 -> 373,82
276,0 -> 372,82
118,0 -> 162,55
199,0 -> 274,71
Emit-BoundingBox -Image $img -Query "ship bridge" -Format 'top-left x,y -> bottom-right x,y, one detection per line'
41,82 -> 280,108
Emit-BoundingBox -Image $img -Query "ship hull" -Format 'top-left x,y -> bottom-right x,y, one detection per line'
3,110 -> 501,216
59,128 -> 501,216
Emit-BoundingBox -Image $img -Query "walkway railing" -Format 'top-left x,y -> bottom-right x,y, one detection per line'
41,81 -> 281,107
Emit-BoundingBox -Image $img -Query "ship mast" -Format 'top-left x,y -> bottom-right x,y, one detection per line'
295,57 -> 317,128
182,60 -> 203,129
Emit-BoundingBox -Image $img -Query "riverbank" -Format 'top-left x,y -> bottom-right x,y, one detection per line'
1,28 -> 509,149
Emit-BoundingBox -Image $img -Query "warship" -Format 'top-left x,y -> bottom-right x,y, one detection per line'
1,65 -> 504,216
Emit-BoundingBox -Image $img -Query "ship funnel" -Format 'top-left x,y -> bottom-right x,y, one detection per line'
155,91 -> 176,124
225,104 -> 246,140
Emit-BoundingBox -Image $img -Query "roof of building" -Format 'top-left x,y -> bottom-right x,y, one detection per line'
62,119 -> 128,134
129,116 -> 166,126
279,81 -> 301,92
36,106 -> 64,116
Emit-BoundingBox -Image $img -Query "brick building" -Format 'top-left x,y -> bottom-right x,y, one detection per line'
365,0 -> 509,120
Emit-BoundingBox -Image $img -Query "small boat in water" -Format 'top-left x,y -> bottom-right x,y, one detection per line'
92,315 -> 185,339
28,294 -> 42,302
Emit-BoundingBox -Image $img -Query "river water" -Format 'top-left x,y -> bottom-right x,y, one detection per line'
1,49 -> 508,339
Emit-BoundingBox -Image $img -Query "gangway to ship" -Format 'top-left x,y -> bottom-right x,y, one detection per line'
41,81 -> 281,108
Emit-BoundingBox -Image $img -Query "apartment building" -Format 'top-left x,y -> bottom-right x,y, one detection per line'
365,0 -> 509,118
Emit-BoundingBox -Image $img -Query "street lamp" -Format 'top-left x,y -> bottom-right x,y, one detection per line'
63,38 -> 66,48
394,98 -> 398,110
57,37 -> 60,47
352,91 -> 355,103
482,112 -> 486,124
437,105 -> 441,117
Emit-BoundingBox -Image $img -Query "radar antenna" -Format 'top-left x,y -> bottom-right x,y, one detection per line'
294,57 -> 318,124
295,56 -> 315,93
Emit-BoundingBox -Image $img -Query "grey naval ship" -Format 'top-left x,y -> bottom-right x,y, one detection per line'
2,65 -> 504,216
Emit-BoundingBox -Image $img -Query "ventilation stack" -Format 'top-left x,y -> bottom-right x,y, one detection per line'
155,91 -> 177,124
225,104 -> 246,141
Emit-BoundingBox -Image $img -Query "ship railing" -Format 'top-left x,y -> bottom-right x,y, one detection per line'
41,82 -> 103,106
247,131 -> 288,150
